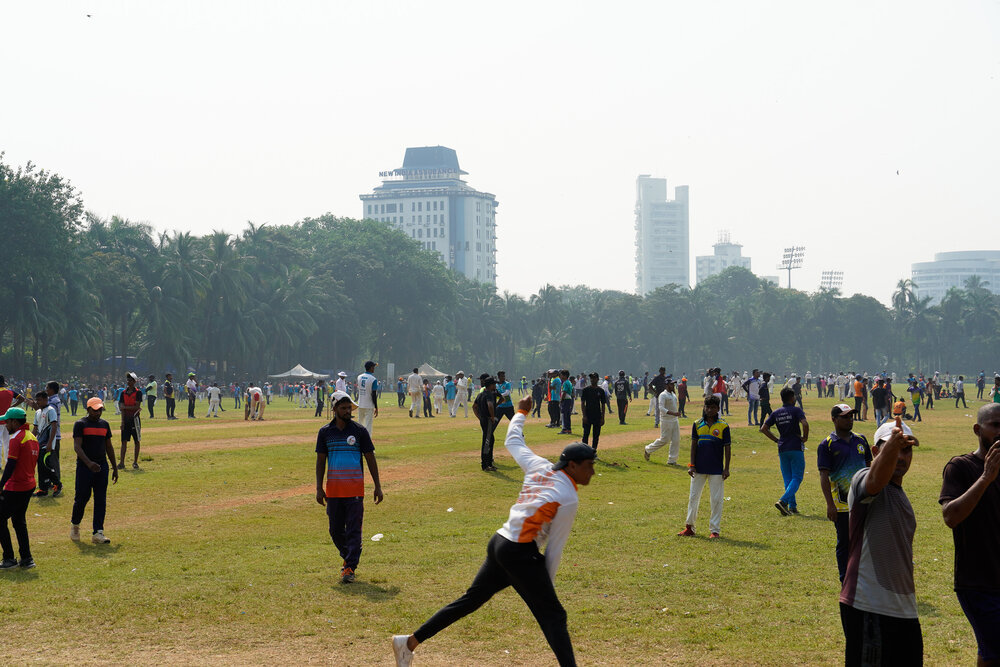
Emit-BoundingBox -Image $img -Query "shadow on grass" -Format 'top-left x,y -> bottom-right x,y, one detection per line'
0,568 -> 40,582
73,542 -> 121,557
916,600 -> 939,617
334,581 -> 400,601
713,536 -> 771,550
483,467 -> 520,484
594,457 -> 631,473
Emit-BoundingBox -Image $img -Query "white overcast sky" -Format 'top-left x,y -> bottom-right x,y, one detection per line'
4,1 -> 1000,304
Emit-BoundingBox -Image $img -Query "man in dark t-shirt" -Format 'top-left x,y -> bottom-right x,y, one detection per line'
118,373 -> 143,470
580,373 -> 608,449
940,402 -> 1000,663
71,397 -> 118,544
761,388 -> 809,515
613,371 -> 630,425
473,377 -> 500,471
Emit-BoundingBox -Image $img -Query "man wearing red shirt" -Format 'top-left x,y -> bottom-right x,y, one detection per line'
0,407 -> 39,569
0,375 -> 26,466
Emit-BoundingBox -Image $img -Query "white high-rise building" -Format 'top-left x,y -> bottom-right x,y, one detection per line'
360,146 -> 498,284
695,231 -> 751,285
635,175 -> 689,294
911,250 -> 1000,304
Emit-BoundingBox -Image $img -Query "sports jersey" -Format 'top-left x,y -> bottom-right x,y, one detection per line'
4,425 -> 39,491
762,405 -> 807,453
33,405 -> 57,446
816,432 -> 871,512
145,381 -> 158,398
357,372 -> 378,409
658,391 -> 679,422
72,417 -> 113,464
561,380 -> 573,401
613,378 -> 629,400
207,386 -> 221,401
497,412 -> 579,582
445,381 -> 456,401
496,381 -> 513,408
690,418 -> 730,475
0,388 -> 19,419
119,387 -> 143,422
315,420 -> 374,498
407,373 -> 423,393
549,378 -> 561,402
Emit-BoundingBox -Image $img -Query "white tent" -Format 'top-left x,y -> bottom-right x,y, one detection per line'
268,364 -> 331,382
417,363 -> 447,382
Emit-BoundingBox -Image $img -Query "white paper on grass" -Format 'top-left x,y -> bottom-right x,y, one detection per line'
370,533 -> 384,542
447,507 -> 454,512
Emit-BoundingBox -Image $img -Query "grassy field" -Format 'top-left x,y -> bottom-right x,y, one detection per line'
0,388 -> 985,665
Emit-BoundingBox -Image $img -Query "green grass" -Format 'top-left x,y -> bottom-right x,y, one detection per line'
0,390 -> 984,665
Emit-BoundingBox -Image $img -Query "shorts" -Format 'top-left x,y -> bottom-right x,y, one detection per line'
956,589 -> 1000,661
121,420 -> 140,443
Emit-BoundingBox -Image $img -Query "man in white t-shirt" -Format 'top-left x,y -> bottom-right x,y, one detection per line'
335,372 -> 348,394
451,372 -> 469,418
356,361 -> 379,434
185,373 -> 198,419
245,382 -> 265,420
206,382 -> 222,417
644,377 -> 681,464
432,381 -> 445,415
407,368 -> 423,418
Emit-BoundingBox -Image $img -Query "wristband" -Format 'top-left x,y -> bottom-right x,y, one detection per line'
688,463 -> 695,468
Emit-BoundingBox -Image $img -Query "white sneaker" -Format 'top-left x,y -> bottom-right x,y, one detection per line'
392,635 -> 413,667
92,530 -> 111,544
70,524 -> 80,541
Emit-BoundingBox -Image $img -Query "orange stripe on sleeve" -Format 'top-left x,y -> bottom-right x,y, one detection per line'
518,501 -> 560,543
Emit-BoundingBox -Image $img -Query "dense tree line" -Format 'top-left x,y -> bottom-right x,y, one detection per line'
2,155 -> 998,382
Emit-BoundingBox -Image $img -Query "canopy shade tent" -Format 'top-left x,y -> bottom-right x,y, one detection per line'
417,363 -> 447,382
267,364 -> 331,382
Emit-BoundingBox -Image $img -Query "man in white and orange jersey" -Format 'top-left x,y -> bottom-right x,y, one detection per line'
392,395 -> 594,667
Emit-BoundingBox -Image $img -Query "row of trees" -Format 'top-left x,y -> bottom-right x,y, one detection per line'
2,154 -> 998,382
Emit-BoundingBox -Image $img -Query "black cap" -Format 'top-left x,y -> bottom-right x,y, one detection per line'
482,376 -> 496,386
588,372 -> 599,379
552,443 -> 597,470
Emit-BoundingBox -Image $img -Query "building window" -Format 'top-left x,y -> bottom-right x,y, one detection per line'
432,201 -> 437,211
418,229 -> 423,238
418,202 -> 422,212
465,241 -> 470,251
418,215 -> 422,223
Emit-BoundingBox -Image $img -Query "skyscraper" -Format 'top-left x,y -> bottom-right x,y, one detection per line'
360,146 -> 498,285
635,175 -> 689,294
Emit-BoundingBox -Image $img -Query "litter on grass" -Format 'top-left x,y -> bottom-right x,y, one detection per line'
371,533 -> 384,542
447,507 -> 454,512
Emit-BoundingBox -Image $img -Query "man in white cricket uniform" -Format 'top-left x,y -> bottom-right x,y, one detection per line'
206,382 -> 222,417
406,368 -> 423,418
356,361 -> 379,434
451,372 -> 469,418
392,395 -> 593,667
644,376 -> 681,464
431,381 -> 445,415
246,382 -> 265,420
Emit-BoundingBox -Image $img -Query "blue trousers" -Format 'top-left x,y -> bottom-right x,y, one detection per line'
778,450 -> 805,509
326,496 -> 364,570
747,398 -> 760,425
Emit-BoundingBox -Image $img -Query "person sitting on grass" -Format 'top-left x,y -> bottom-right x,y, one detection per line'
391,395 -> 594,667
678,395 -> 731,539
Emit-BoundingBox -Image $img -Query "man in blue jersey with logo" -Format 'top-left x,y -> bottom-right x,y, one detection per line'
761,388 -> 810,516
816,404 -> 871,582
315,390 -> 383,584
678,396 -> 731,539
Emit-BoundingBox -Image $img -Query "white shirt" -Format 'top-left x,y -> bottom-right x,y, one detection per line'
185,379 -> 198,395
658,390 -> 679,422
207,386 -> 221,401
407,373 -> 423,393
431,383 -> 444,399
497,412 -> 579,582
248,387 -> 262,400
456,377 -> 468,396
335,378 -> 347,393
745,377 -> 762,400
357,372 -> 377,409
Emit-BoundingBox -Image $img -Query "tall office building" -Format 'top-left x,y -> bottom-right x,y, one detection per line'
360,146 -> 498,284
695,231 -> 751,285
635,175 -> 689,294
911,250 -> 1000,304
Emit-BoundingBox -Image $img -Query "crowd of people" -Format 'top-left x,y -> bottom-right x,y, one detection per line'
1,361 -> 999,666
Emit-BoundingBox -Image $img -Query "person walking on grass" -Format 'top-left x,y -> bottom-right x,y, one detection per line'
0,407 -> 39,570
356,361 -> 379,434
32,391 -> 61,498
816,404 -> 871,582
761,388 -> 809,516
613,370 -> 630,425
645,376 -> 681,464
315,390 -> 383,585
117,373 -> 143,471
940,402 -> 1000,665
580,372 -> 608,450
840,420 -> 921,666
956,375 -> 968,408
391,395 -> 594,667
678,395 -> 730,539
71,397 -> 118,545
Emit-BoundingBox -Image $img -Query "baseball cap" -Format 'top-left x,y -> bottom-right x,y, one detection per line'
665,374 -> 674,382
831,404 -> 854,418
0,407 -> 26,421
588,372 -> 599,379
552,442 -> 597,471
330,390 -> 358,408
873,420 -> 915,444
87,397 -> 105,410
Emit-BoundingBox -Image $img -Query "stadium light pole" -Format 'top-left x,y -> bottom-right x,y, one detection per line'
820,270 -> 844,291
777,246 -> 805,289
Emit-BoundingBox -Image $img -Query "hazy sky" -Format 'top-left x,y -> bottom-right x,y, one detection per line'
5,1 -> 999,305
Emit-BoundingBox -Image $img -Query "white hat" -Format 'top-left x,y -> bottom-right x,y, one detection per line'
330,390 -> 358,408
337,371 -> 348,378
873,420 -> 914,444
126,372 -> 138,381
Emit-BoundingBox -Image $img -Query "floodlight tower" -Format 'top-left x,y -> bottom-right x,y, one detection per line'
820,270 -> 844,291
777,246 -> 805,289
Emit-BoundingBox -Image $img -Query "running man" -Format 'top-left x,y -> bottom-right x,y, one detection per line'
117,373 -> 143,470
392,395 -> 594,667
